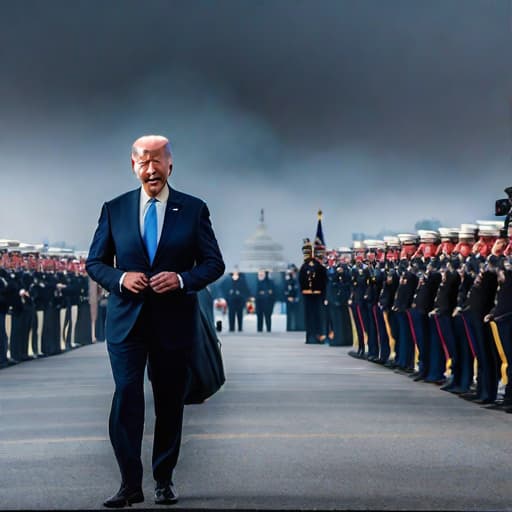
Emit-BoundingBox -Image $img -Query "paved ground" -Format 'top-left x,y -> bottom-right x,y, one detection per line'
1,331 -> 512,511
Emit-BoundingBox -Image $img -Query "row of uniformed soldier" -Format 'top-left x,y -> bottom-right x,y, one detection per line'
318,222 -> 512,412
0,265 -> 99,369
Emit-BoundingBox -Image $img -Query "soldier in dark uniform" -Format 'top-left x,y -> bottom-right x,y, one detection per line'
299,239 -> 327,344
41,272 -> 63,356
392,260 -> 418,372
29,271 -> 46,357
10,270 -> 34,362
59,271 -> 76,351
224,270 -> 249,332
450,257 -> 477,394
363,256 -> 383,361
485,257 -> 512,409
284,264 -> 304,332
255,270 -> 275,332
325,250 -> 345,346
460,254 -> 499,403
427,258 -> 461,387
0,268 -> 15,368
376,266 -> 398,365
408,259 -> 442,381
335,257 -> 353,347
74,271 -> 93,345
349,259 -> 368,357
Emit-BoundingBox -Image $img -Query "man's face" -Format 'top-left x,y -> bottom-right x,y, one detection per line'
132,147 -> 172,197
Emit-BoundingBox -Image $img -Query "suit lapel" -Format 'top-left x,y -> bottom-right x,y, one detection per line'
152,186 -> 184,267
127,188 -> 150,265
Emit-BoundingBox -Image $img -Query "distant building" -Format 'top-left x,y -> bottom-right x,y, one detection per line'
238,209 -> 288,273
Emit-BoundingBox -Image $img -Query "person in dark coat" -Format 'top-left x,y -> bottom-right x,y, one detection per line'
224,270 -> 249,332
255,270 -> 275,332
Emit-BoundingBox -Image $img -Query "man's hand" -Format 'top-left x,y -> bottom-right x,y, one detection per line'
483,313 -> 493,323
123,272 -> 149,294
150,271 -> 180,294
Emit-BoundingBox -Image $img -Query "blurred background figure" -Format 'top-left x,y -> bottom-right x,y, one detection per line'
256,270 -> 275,332
224,270 -> 250,332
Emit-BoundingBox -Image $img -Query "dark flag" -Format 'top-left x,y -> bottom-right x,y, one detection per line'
315,210 -> 325,247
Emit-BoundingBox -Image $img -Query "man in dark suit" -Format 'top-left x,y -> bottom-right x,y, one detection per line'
86,135 -> 225,508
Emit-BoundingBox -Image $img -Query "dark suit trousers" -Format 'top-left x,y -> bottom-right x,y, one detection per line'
107,305 -> 191,487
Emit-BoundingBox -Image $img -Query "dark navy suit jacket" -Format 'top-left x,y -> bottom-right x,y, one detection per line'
86,185 -> 225,347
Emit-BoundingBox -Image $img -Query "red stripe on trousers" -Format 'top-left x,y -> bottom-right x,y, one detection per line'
460,314 -> 476,359
433,314 -> 451,361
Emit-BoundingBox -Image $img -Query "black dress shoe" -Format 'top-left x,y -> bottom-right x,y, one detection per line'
447,387 -> 468,394
103,485 -> 144,508
484,402 -> 507,410
425,378 -> 446,385
155,481 -> 178,505
474,398 -> 494,405
459,391 -> 479,400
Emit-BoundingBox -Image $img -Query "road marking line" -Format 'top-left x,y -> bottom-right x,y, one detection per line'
2,431 -> 512,446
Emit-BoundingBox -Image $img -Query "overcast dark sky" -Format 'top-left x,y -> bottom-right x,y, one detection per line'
0,0 -> 511,269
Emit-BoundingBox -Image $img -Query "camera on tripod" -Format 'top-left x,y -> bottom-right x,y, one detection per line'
495,187 -> 512,231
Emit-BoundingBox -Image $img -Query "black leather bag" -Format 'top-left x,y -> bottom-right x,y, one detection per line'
184,288 -> 226,405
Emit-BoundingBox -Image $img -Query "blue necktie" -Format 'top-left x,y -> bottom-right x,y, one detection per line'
143,198 -> 158,264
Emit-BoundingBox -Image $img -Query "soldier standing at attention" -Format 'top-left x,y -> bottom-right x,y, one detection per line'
325,250 -> 344,346
299,239 -> 327,344
284,264 -> 303,332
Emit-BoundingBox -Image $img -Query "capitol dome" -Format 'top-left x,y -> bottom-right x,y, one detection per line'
238,210 -> 287,273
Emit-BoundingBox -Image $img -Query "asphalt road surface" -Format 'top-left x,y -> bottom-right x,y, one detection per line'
1,332 -> 511,511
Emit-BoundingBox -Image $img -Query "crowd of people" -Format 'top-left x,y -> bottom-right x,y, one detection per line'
296,218 -> 512,412
0,248 -> 108,368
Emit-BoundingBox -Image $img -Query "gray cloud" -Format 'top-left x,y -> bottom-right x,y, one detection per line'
0,0 -> 510,269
